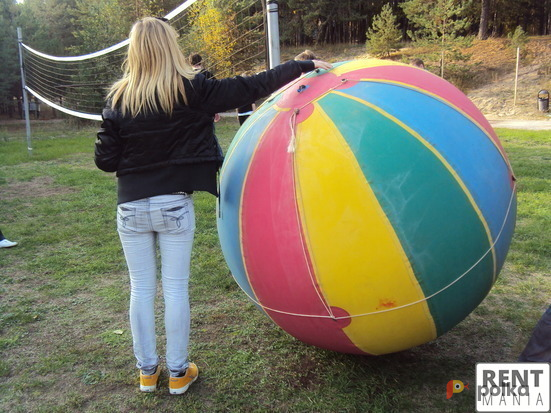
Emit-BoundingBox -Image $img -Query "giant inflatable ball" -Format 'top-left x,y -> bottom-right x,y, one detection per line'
216,59 -> 517,355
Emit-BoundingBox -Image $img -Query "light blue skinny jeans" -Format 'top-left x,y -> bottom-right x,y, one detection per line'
117,194 -> 195,376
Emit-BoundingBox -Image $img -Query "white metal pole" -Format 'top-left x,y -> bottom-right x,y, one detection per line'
17,27 -> 33,155
513,47 -> 520,108
266,0 -> 280,69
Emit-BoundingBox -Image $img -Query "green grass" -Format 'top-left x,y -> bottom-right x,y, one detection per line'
0,119 -> 549,412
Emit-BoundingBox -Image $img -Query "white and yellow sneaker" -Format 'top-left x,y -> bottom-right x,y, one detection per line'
140,366 -> 160,392
169,362 -> 198,395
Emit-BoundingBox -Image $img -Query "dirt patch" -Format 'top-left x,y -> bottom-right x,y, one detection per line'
440,37 -> 551,119
2,176 -> 77,200
468,62 -> 550,119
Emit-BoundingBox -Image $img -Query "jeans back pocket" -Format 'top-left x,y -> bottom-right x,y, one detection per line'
117,205 -> 138,231
161,203 -> 192,233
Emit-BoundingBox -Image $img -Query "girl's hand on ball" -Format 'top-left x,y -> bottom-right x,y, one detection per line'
312,60 -> 333,71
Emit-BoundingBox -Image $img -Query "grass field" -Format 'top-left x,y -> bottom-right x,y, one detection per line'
0,118 -> 549,412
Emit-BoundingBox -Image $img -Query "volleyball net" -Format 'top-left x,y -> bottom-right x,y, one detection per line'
19,0 -> 268,121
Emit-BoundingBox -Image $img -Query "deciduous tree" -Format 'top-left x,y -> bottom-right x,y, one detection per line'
186,0 -> 236,76
16,0 -> 77,54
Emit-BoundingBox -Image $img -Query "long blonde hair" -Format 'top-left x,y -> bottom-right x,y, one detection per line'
108,17 -> 196,117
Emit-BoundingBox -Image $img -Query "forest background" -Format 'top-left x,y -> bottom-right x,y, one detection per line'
0,0 -> 550,116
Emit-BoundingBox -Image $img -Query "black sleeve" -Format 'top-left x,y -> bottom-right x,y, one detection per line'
94,108 -> 123,172
188,60 -> 316,114
295,60 -> 316,73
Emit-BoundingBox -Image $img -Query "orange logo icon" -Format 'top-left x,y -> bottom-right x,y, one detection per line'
447,380 -> 468,399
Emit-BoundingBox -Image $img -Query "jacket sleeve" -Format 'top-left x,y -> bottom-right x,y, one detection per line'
94,108 -> 123,173
188,60 -> 315,114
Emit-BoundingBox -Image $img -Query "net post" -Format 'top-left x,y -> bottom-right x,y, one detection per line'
266,0 -> 280,68
17,27 -> 33,155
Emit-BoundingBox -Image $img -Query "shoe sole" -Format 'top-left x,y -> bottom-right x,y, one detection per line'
140,384 -> 158,392
169,375 -> 198,395
140,367 -> 160,392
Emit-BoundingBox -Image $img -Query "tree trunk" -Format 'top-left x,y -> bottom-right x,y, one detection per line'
491,10 -> 499,37
539,0 -> 550,35
478,0 -> 490,39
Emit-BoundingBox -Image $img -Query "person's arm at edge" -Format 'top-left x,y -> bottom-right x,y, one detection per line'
189,59 -> 332,114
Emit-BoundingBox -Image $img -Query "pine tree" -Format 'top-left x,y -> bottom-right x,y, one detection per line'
508,25 -> 529,50
0,0 -> 19,104
366,3 -> 402,57
401,0 -> 472,78
478,0 -> 490,39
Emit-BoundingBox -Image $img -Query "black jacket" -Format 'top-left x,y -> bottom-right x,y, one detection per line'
95,60 -> 315,203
